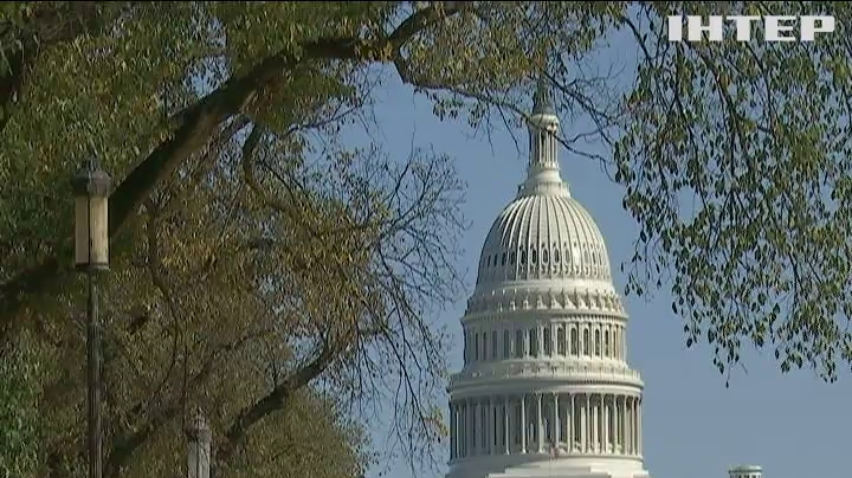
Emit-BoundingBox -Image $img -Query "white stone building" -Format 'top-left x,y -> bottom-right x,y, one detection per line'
728,466 -> 762,478
443,80 -> 765,478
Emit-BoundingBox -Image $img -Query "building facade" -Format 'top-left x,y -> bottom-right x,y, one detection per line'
444,81 -> 652,478
728,466 -> 762,478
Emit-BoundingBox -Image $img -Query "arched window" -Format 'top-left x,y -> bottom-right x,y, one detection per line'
510,251 -> 516,265
515,330 -> 524,358
557,327 -> 566,355
543,327 -> 552,356
542,245 -> 549,264
491,331 -> 498,359
531,248 -> 538,265
501,252 -> 506,265
474,333 -> 479,361
520,250 -> 527,265
570,328 -> 578,355
529,328 -> 538,357
604,330 -> 610,357
554,248 -> 561,264
503,330 -> 511,358
594,329 -> 601,356
583,329 -> 590,355
482,332 -> 488,360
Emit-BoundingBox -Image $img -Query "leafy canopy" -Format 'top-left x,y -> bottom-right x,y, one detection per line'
2,2 -> 852,477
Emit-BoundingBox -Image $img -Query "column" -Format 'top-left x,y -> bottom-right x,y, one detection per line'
536,393 -> 544,453
450,403 -> 455,460
580,394 -> 587,453
587,394 -> 593,453
491,398 -> 497,454
591,395 -> 598,453
637,398 -> 643,456
464,399 -> 473,457
456,403 -> 461,459
520,394 -> 527,453
504,398 -> 510,454
457,402 -> 462,458
469,399 -> 476,456
633,398 -> 639,456
481,398 -> 486,454
456,402 -> 461,458
632,397 -> 637,455
474,399 -> 480,455
552,393 -> 560,447
488,397 -> 495,455
625,397 -> 632,455
617,396 -> 623,454
602,395 -> 609,453
559,393 -> 567,448
460,402 -> 466,458
480,397 -> 486,455
567,393 -> 573,452
482,397 -> 493,455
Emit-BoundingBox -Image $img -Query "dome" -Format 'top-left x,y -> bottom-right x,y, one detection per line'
475,188 -> 612,287
445,77 -> 649,478
474,83 -> 612,289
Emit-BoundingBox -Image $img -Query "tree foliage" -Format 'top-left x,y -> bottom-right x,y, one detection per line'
616,1 -> 852,383
0,332 -> 43,478
2,1 -> 852,477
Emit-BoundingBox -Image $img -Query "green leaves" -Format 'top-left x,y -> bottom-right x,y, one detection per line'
617,2 -> 852,382
5,2 -> 852,477
0,335 -> 44,478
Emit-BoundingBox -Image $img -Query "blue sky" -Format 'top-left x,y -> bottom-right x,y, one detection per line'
347,26 -> 852,478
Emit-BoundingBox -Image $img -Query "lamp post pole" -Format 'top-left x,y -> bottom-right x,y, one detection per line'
86,266 -> 101,478
73,158 -> 112,478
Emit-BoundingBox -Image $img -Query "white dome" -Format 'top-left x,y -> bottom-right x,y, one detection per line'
445,79 -> 650,478
476,186 -> 612,288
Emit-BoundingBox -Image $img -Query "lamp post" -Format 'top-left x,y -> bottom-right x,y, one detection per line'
72,157 -> 112,478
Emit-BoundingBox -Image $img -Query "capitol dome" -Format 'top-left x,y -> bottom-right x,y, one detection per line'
445,78 -> 651,478
475,190 -> 613,288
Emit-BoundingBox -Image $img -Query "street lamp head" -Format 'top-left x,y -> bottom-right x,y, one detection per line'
72,158 -> 112,198
72,157 -> 112,272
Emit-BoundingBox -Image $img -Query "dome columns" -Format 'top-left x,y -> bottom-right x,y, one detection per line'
448,391 -> 643,462
461,317 -> 628,365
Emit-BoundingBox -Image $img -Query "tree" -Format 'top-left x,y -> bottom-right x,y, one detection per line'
3,1 -> 852,476
3,2 -> 469,476
0,332 -> 42,478
614,2 -> 852,383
